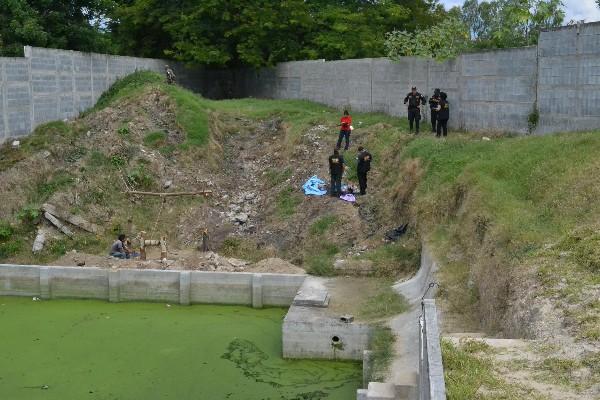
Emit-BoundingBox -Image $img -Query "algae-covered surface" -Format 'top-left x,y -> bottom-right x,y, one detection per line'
0,297 -> 361,399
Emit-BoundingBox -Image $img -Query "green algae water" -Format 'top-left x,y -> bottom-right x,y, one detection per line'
0,297 -> 361,400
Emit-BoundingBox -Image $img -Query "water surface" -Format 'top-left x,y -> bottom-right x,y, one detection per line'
0,297 -> 361,399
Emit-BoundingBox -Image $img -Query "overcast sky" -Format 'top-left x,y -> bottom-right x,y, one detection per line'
440,0 -> 600,22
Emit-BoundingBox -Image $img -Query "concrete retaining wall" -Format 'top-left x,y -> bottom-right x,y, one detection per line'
0,46 -> 231,143
419,300 -> 446,400
0,264 -> 305,307
283,305 -> 372,360
233,22 -> 600,135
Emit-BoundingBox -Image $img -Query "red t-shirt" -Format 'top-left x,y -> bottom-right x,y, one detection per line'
340,115 -> 352,130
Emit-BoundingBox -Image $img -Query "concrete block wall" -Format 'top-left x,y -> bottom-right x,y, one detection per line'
0,46 -> 231,143
234,22 -> 600,135
537,22 -> 600,133
0,264 -> 305,307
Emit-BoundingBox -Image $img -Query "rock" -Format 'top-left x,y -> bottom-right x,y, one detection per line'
233,213 -> 249,224
42,150 -> 51,158
244,193 -> 256,201
163,180 -> 173,189
32,230 -> 46,253
11,140 -> 20,149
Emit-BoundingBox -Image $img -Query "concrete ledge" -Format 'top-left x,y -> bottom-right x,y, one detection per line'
394,244 -> 438,303
0,264 -> 306,307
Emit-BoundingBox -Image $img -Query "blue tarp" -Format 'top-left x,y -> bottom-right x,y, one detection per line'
302,175 -> 327,196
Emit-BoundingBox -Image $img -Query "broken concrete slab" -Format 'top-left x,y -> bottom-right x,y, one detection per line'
42,203 -> 101,234
293,276 -> 330,307
44,212 -> 74,238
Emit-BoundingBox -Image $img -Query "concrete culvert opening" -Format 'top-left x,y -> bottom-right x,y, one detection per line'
331,335 -> 341,344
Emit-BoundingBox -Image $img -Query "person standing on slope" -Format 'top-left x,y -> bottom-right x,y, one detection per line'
329,148 -> 345,197
336,110 -> 352,151
356,146 -> 372,195
403,87 -> 425,134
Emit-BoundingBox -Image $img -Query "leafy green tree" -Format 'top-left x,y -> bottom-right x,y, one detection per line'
461,0 -> 565,48
111,0 -> 448,67
0,0 -> 117,56
385,18 -> 471,61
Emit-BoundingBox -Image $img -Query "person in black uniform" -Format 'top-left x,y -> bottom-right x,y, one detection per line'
328,149 -> 345,197
403,87 -> 424,134
356,146 -> 372,195
429,88 -> 441,133
435,92 -> 450,137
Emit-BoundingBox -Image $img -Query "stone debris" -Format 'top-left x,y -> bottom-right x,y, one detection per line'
32,229 -> 46,253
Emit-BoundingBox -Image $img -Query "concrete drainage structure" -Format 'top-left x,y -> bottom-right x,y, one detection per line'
283,277 -> 372,360
357,244 -> 447,400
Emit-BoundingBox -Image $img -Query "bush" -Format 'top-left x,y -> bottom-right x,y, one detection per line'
126,165 -> 154,190
0,220 -> 13,241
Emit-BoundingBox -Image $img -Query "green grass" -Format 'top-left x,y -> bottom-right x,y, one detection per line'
219,237 -> 275,263
143,130 -> 167,147
305,243 -> 339,276
442,339 -> 545,399
264,167 -> 292,188
309,215 -> 338,236
359,240 -> 420,278
359,283 -> 409,319
0,297 -> 361,400
367,326 -> 396,382
275,187 -> 303,218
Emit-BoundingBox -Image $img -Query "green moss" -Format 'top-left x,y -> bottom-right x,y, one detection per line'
0,297 -> 361,400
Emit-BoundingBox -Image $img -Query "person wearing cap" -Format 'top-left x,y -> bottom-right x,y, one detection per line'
403,87 -> 425,134
165,65 -> 176,84
435,92 -> 450,137
356,146 -> 372,195
328,148 -> 345,197
336,109 -> 352,151
429,88 -> 441,133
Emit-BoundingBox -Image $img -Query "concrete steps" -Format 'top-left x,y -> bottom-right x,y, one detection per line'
357,382 -> 417,400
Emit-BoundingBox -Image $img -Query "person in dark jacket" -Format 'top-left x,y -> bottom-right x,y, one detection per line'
403,87 -> 424,134
429,88 -> 441,133
435,92 -> 450,137
356,146 -> 372,195
329,149 -> 345,197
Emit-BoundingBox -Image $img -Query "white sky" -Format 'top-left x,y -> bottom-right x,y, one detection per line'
439,0 -> 600,23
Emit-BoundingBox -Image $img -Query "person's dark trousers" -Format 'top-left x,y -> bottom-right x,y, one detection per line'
430,110 -> 438,132
336,130 -> 351,150
357,171 -> 368,195
408,110 -> 420,134
436,119 -> 448,137
330,174 -> 342,197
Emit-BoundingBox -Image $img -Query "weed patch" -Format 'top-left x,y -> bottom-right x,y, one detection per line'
276,187 -> 302,218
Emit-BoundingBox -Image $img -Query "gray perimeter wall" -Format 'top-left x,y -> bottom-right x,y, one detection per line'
0,46 -> 224,143
0,264 -> 305,307
3,22 -> 600,141
234,22 -> 600,135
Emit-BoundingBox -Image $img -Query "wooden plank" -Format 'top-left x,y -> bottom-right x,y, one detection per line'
42,203 -> 101,234
44,212 -> 74,238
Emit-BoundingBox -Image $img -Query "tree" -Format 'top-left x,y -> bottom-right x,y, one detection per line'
385,18 -> 471,61
0,0 -> 117,56
111,0 -> 448,67
460,0 -> 565,48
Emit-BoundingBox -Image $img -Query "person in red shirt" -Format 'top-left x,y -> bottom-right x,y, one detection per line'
336,110 -> 352,151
